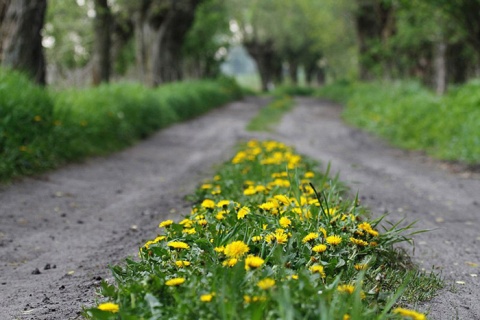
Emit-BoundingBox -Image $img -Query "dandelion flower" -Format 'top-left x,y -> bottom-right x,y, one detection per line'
279,216 -> 292,228
222,258 -> 238,267
200,293 -> 215,302
393,308 -> 426,320
326,235 -> 342,245
302,233 -> 319,243
350,237 -> 368,246
237,206 -> 250,219
97,302 -> 119,313
167,241 -> 190,250
354,264 -> 367,271
159,220 -> 173,228
224,241 -> 249,258
182,228 -> 196,235
337,284 -> 355,294
245,255 -> 265,270
217,200 -> 230,208
252,235 -> 263,242
214,246 -> 225,253
257,278 -> 275,290
309,264 -> 326,277
175,260 -> 191,267
312,244 -> 327,253
201,199 -> 215,209
291,274 -> 299,280
165,277 -> 185,286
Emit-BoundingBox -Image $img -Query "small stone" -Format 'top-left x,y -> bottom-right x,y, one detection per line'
44,264 -> 51,270
32,268 -> 41,275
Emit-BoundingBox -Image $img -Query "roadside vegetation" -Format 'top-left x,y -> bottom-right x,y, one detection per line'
86,139 -> 442,320
317,80 -> 480,164
246,95 -> 293,132
0,68 -> 242,182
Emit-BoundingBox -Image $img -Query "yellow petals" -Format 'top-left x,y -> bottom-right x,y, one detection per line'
257,278 -> 275,290
167,241 -> 190,250
159,220 -> 173,228
165,277 -> 185,286
201,199 -> 215,209
222,258 -> 238,267
200,293 -> 215,302
175,260 -> 191,267
393,308 -> 426,320
302,233 -> 319,243
224,241 -> 249,259
279,216 -> 292,228
312,244 -> 327,253
309,264 -> 326,277
245,255 -> 265,270
97,302 -> 119,313
326,235 -> 342,245
237,206 -> 250,219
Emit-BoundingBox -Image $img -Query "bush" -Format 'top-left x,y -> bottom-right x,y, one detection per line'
0,69 -> 243,181
318,80 -> 480,164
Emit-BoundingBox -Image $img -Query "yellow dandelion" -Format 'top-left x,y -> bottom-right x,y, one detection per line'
304,171 -> 315,178
97,302 -> 119,313
302,233 -> 319,243
200,293 -> 215,302
201,199 -> 215,209
252,235 -> 263,242
167,241 -> 190,250
243,187 -> 256,196
279,216 -> 292,228
224,241 -> 249,258
175,260 -> 191,267
350,237 -> 368,246
259,202 -> 275,211
318,227 -> 327,238
214,246 -> 225,253
326,235 -> 342,245
245,255 -> 265,270
274,194 -> 290,205
312,244 -> 327,253
201,183 -> 212,189
393,308 -> 426,320
343,314 -> 351,320
257,278 -> 275,290
274,229 -> 289,244
197,219 -> 207,226
179,218 -> 193,228
165,277 -> 185,286
34,115 -> 42,122
237,206 -> 250,220
337,284 -> 355,294
159,220 -> 173,228
222,258 -> 238,267
309,264 -> 326,277
182,228 -> 196,235
291,274 -> 299,280
217,200 -> 230,208
354,264 -> 368,271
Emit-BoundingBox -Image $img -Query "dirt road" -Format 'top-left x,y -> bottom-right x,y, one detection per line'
0,97 -> 479,319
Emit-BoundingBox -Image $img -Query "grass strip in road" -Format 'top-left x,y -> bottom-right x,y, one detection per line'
246,95 -> 293,132
317,80 -> 480,165
86,139 -> 441,319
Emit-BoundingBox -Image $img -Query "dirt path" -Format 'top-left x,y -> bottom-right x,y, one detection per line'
1,97 -> 479,319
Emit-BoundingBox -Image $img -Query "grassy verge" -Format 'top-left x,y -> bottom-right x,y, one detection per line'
86,139 -> 441,319
317,80 -> 480,164
0,68 -> 242,181
247,96 -> 293,132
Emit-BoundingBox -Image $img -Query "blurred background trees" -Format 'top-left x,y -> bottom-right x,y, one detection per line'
0,0 -> 479,92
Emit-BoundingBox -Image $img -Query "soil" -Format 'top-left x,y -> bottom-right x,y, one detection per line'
0,96 -> 479,320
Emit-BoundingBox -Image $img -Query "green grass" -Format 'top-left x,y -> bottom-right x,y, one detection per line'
85,139 -> 441,320
317,80 -> 480,164
246,96 -> 294,132
0,68 -> 243,181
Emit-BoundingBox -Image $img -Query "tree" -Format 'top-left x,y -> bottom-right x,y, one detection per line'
0,0 -> 47,85
92,0 -> 112,85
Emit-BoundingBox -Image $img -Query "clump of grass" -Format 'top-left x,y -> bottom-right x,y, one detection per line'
86,140 -> 440,319
0,68 -> 242,181
247,96 -> 293,132
317,80 -> 480,164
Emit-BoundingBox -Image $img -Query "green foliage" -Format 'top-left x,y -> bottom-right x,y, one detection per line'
0,68 -> 57,179
85,140 -> 439,319
0,68 -> 242,181
318,80 -> 480,164
246,96 -> 293,132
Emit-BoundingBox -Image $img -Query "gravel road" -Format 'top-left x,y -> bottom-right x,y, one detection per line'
0,96 -> 478,319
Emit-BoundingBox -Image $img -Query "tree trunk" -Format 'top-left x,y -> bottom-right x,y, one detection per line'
288,59 -> 298,85
92,0 -> 112,85
133,0 -> 151,83
0,0 -> 47,85
148,0 -> 200,87
244,40 -> 277,92
433,40 -> 447,95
